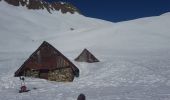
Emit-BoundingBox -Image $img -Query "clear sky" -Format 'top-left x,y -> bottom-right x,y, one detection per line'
46,0 -> 170,22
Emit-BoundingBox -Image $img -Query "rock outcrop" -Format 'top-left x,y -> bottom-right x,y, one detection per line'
3,0 -> 80,14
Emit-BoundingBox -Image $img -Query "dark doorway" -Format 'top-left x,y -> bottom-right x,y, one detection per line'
39,69 -> 49,79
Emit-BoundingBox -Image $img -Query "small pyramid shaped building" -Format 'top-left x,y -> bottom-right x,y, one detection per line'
75,49 -> 99,63
15,41 -> 79,82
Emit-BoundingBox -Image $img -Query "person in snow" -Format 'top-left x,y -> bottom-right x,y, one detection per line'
77,93 -> 86,100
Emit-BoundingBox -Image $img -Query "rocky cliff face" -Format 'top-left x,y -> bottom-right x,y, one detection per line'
2,0 -> 80,14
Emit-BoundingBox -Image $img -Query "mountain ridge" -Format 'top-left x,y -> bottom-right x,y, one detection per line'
2,0 -> 80,14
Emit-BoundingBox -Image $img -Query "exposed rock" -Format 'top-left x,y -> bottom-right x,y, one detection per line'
4,0 -> 19,6
2,0 -> 80,14
27,0 -> 43,9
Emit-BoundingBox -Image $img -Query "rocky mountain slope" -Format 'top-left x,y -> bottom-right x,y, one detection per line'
3,0 -> 80,14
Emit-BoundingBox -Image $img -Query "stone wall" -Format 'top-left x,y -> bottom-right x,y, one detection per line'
48,68 -> 74,82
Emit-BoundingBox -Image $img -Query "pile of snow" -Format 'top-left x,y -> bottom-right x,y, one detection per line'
0,1 -> 170,100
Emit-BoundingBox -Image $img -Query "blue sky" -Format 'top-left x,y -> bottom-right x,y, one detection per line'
46,0 -> 170,22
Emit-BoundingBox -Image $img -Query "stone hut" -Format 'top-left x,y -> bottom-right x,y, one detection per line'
15,41 -> 79,82
75,49 -> 99,63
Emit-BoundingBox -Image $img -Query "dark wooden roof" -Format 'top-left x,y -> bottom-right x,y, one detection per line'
15,41 -> 79,77
75,48 -> 99,63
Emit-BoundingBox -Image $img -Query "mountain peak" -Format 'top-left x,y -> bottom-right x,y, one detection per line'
2,0 -> 80,14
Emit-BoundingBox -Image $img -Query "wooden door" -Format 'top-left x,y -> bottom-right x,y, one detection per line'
39,69 -> 49,79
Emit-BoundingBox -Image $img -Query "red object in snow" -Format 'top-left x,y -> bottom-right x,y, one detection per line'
19,85 -> 30,93
21,86 -> 27,91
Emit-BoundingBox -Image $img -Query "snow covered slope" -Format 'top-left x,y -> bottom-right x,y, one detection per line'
0,0 -> 170,100
0,0 -> 112,52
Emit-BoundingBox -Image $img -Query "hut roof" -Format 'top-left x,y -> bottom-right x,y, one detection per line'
75,49 -> 99,63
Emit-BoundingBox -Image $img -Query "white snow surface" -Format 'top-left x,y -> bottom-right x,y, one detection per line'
1,1 -> 170,100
